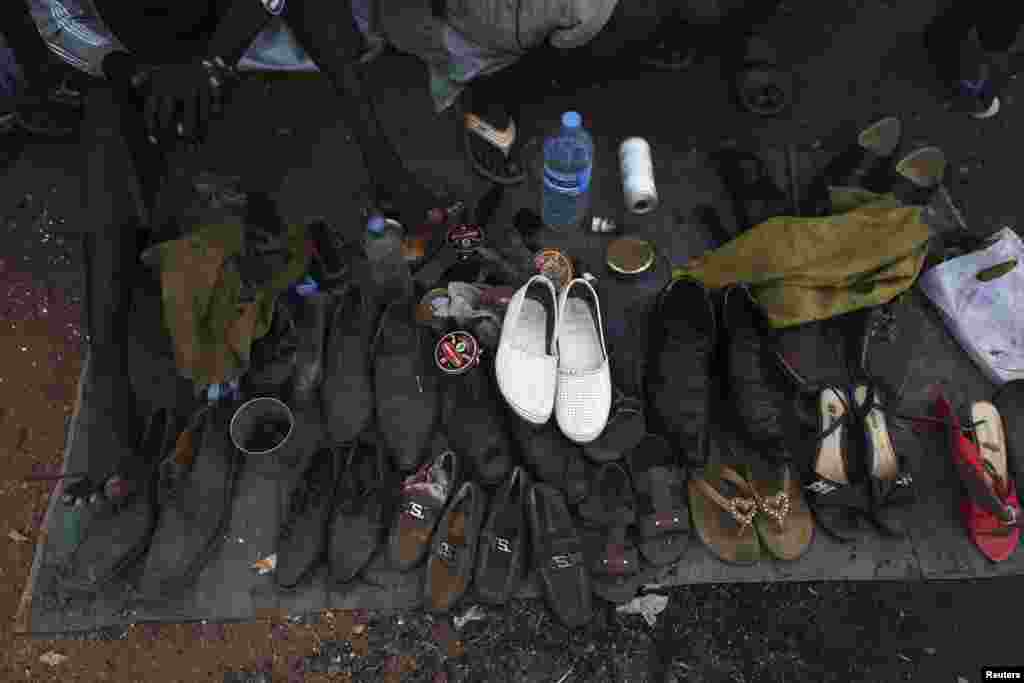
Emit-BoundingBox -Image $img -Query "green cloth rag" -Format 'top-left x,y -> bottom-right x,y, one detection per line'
141,220 -> 309,388
673,189 -> 932,328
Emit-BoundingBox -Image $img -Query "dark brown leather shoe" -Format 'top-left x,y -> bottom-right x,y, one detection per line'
425,481 -> 487,613
387,444 -> 460,570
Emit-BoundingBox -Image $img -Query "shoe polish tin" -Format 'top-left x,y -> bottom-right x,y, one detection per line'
447,223 -> 484,255
533,249 -> 574,290
606,237 -> 655,276
435,330 -> 481,375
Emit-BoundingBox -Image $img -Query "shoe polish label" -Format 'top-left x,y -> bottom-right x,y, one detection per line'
447,224 -> 483,254
435,331 -> 480,376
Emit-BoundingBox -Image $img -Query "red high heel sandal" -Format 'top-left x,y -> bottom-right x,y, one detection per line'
934,393 -> 1020,562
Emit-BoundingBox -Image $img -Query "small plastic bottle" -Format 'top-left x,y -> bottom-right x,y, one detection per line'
363,214 -> 412,302
542,111 -> 594,231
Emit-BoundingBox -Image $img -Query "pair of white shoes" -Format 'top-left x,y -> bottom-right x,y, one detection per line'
495,274 -> 612,444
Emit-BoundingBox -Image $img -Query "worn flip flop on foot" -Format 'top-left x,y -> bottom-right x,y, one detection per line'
749,463 -> 815,561
688,462 -> 762,565
529,483 -> 592,627
628,434 -> 690,566
458,98 -> 526,186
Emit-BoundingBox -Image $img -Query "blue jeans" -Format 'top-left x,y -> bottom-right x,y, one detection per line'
0,33 -> 24,102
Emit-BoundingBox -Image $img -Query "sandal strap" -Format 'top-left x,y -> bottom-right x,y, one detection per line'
750,468 -> 793,531
643,465 -> 686,531
695,469 -> 758,533
638,508 -> 689,538
802,473 -> 870,512
874,471 -> 916,510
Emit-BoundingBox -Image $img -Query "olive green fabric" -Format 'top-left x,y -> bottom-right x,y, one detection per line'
673,190 -> 932,328
142,220 -> 308,388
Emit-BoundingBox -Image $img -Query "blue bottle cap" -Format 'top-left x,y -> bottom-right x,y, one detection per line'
562,111 -> 582,130
367,215 -> 387,235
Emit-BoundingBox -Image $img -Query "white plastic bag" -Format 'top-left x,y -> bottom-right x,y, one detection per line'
919,227 -> 1024,385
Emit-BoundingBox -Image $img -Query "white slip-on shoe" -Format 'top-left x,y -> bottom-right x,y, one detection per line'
554,276 -> 612,443
496,275 -> 559,424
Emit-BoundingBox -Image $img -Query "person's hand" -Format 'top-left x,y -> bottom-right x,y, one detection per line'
142,60 -> 234,146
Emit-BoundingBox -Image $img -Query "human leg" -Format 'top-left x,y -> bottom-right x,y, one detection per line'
925,0 -> 1018,118
458,1 -> 678,183
974,4 -> 1024,53
0,0 -> 57,87
283,0 -> 442,226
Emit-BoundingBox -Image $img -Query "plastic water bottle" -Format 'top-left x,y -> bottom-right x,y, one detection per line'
542,111 -> 594,231
363,214 -> 412,302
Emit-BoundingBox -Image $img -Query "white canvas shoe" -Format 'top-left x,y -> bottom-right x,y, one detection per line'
554,277 -> 612,443
496,275 -> 559,424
